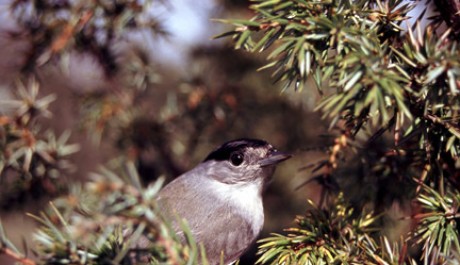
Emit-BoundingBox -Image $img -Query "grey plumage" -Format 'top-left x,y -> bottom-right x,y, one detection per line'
156,139 -> 290,265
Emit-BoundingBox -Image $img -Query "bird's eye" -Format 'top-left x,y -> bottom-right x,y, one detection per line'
230,152 -> 244,166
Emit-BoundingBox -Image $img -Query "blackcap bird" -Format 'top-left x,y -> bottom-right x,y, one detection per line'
156,138 -> 291,265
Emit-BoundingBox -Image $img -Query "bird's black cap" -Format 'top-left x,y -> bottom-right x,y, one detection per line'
204,138 -> 269,162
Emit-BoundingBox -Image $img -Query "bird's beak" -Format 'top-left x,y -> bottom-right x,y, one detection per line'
259,151 -> 292,167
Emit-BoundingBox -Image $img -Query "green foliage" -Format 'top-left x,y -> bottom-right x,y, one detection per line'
410,181 -> 460,261
1,162 -> 210,264
257,185 -> 460,264
216,0 -> 460,133
0,75 -> 225,264
216,0 -> 417,125
10,0 -> 167,75
0,79 -> 79,208
257,194 -> 380,264
256,193 -> 423,265
217,0 -> 460,264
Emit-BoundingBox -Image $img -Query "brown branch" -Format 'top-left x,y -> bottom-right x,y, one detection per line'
51,10 -> 94,52
425,114 -> 460,137
0,247 -> 36,265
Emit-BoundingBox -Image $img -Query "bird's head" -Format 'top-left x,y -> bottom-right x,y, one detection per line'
199,138 -> 291,186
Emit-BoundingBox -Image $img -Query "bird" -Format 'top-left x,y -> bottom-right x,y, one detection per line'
156,138 -> 291,265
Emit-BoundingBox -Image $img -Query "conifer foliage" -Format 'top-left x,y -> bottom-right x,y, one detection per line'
1,0 -> 460,264
216,0 -> 460,263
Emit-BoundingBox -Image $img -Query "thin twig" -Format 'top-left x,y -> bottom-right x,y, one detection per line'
1,247 -> 36,265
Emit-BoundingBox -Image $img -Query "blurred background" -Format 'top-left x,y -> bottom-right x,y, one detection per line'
0,0 -> 332,263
